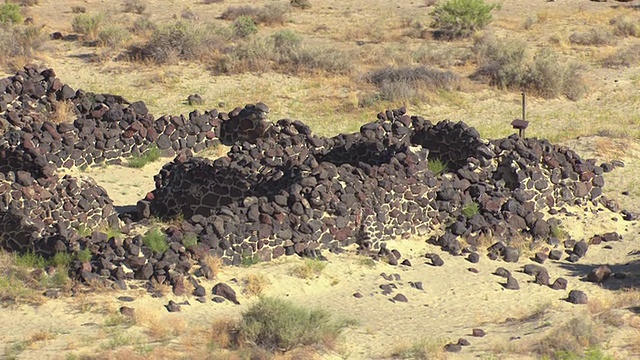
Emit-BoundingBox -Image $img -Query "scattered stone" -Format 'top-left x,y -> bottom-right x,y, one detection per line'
119,306 -> 135,319
196,296 -> 207,303
467,252 -> 480,263
353,292 -> 363,298
212,283 -> 240,305
503,276 -> 520,290
187,94 -> 204,105
194,285 -> 206,297
425,253 -> 444,266
212,296 -> 226,303
117,296 -> 135,302
380,284 -> 396,295
392,293 -> 408,302
457,338 -> 470,346
533,252 -> 548,264
410,281 -> 424,290
523,264 -> 545,276
567,254 -> 581,263
587,265 -> 612,283
472,328 -> 486,337
401,259 -> 412,266
494,267 -> 511,278
550,277 -> 567,290
572,240 -> 589,258
567,290 -> 588,304
444,343 -> 462,352
503,247 -> 520,263
535,269 -> 550,286
548,250 -> 563,260
44,289 -> 61,299
380,273 -> 393,281
165,300 -> 181,312
468,267 -> 479,273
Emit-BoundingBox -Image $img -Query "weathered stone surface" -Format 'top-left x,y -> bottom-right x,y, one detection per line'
567,290 -> 588,304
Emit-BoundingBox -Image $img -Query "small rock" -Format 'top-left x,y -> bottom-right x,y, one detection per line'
523,264 -> 546,276
400,259 -> 412,266
494,267 -> 511,278
572,240 -> 589,258
444,343 -> 462,352
468,267 -> 479,273
380,284 -> 395,295
457,338 -> 470,346
587,265 -> 612,283
567,254 -> 581,263
503,247 -> 520,263
410,281 -> 424,290
353,292 -> 363,298
467,252 -> 480,263
119,306 -> 135,319
472,328 -> 486,337
548,249 -> 563,260
117,296 -> 135,302
567,290 -> 588,304
549,277 -> 568,290
535,269 -> 550,286
194,285 -> 206,297
165,300 -> 181,312
212,296 -> 226,303
380,272 -> 393,281
392,293 -> 408,302
187,94 -> 204,105
44,289 -> 60,299
196,296 -> 207,303
533,252 -> 548,264
212,283 -> 240,304
503,276 -> 520,290
425,253 -> 444,266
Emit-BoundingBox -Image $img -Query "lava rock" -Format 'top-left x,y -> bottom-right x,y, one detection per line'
212,283 -> 240,304
567,290 -> 588,304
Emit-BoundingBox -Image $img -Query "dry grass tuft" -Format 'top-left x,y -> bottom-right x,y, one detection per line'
242,273 -> 270,297
289,258 -> 327,279
49,100 -> 77,124
135,307 -> 187,340
530,317 -> 608,357
202,253 -> 224,278
388,338 -> 449,359
569,28 -> 616,46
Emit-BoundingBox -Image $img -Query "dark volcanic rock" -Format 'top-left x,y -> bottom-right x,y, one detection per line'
587,265 -> 612,283
550,277 -> 567,290
212,283 -> 240,304
567,290 -> 588,304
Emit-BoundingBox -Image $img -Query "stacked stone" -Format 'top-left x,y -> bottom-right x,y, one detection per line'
0,170 -> 118,256
0,66 -> 221,172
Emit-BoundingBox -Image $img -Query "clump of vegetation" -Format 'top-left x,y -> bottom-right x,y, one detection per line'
241,252 -> 261,267
122,0 -> 146,14
0,3 -> 23,24
72,13 -> 106,41
242,273 -> 270,297
472,35 -> 587,100
76,248 -> 92,263
182,233 -> 198,248
365,66 -> 460,102
129,20 -> 225,64
610,15 -> 640,38
233,16 -> 258,38
143,228 -> 169,254
290,258 -> 327,279
71,6 -> 86,14
221,3 -> 289,26
532,317 -> 608,358
461,202 -> 480,218
602,44 -> 640,68
290,0 -> 311,10
569,28 -> 615,46
430,0 -> 500,39
389,338 -> 448,359
239,297 -> 349,352
97,24 -> 131,49
427,158 -> 449,175
128,144 -> 161,168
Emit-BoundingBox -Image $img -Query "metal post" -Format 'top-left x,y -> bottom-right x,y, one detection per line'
520,92 -> 526,138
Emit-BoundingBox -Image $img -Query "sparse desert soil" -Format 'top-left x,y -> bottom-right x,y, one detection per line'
2,0 -> 640,359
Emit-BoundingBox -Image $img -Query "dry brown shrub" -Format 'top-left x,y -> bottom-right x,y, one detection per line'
135,308 -> 187,340
202,253 -> 223,278
49,100 -> 77,124
569,28 -> 616,46
242,273 -> 270,297
210,318 -> 239,349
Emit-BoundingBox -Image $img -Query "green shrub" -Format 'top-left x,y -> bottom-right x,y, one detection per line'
72,13 -> 105,41
132,16 -> 156,36
76,249 -> 92,263
51,252 -> 73,268
222,4 -> 288,25
130,21 -> 225,64
241,252 -> 261,267
0,3 -> 23,24
127,144 -> 161,168
182,233 -> 198,248
233,16 -> 258,38
143,228 -> 169,254
472,35 -> 587,100
15,251 -> 47,268
461,202 -> 480,218
97,24 -> 130,48
430,0 -> 499,40
240,297 -> 348,351
0,24 -> 47,66
272,29 -> 302,53
427,158 -> 449,175
290,259 -> 327,279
